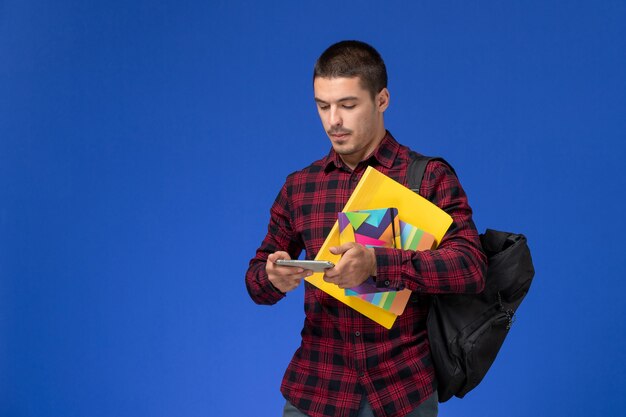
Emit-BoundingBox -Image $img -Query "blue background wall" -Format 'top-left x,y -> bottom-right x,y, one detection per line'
1,1 -> 625,416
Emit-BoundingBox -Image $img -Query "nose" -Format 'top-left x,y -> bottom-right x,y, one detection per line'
329,106 -> 342,127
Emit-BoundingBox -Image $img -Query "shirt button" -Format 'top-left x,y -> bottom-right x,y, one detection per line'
384,280 -> 390,286
355,331 -> 361,337
351,175 -> 358,182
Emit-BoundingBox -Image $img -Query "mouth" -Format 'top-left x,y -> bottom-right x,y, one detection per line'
329,130 -> 351,141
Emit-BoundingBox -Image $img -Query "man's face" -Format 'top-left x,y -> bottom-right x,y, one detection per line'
313,77 -> 389,169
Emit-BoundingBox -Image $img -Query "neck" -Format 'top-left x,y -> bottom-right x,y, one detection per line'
341,128 -> 387,170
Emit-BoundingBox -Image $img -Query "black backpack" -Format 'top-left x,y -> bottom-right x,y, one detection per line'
408,154 -> 535,403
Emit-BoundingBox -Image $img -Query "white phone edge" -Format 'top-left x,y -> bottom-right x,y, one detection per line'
274,259 -> 335,272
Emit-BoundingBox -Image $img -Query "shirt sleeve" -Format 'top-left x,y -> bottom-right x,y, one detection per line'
373,160 -> 487,294
245,178 -> 304,305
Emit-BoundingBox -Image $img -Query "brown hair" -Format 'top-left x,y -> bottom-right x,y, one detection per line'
313,40 -> 387,98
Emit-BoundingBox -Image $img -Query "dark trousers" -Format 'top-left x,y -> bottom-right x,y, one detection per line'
283,392 -> 438,417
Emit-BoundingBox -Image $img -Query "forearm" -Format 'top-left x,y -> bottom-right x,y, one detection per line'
373,232 -> 486,294
245,181 -> 302,304
373,161 -> 487,294
246,256 -> 286,305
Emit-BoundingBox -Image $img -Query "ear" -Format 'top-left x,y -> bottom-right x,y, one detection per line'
376,88 -> 390,112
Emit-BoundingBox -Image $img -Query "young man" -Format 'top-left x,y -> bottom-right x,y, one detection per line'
246,41 -> 487,417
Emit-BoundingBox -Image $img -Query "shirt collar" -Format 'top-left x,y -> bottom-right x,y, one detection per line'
323,131 -> 400,172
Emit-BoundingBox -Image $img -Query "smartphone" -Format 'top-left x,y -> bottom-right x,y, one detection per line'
274,259 -> 335,272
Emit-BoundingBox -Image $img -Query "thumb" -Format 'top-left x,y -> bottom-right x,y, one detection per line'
268,251 -> 290,263
329,242 -> 355,255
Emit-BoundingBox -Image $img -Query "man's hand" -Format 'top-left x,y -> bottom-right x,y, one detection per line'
323,243 -> 377,289
266,251 -> 311,293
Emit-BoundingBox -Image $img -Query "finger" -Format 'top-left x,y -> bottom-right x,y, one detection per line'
267,251 -> 291,263
285,275 -> 304,290
275,263 -> 304,272
323,267 -> 339,279
329,242 -> 355,255
323,273 -> 338,284
270,264 -> 304,276
278,265 -> 313,280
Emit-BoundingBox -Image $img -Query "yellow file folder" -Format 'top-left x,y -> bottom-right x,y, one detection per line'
306,166 -> 453,328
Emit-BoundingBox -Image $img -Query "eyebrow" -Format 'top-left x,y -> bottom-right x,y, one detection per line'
314,96 -> 359,104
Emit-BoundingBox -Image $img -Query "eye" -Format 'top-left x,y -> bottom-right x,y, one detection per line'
342,104 -> 356,109
318,104 -> 330,111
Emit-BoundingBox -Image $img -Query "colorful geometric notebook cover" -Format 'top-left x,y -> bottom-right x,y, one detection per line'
338,208 -> 438,316
339,208 -> 399,296
399,220 -> 436,251
346,289 -> 412,316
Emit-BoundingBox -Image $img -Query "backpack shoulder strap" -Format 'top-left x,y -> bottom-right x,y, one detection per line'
407,151 -> 455,193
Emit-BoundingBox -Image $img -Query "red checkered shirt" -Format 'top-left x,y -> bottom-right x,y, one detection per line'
246,132 -> 487,417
